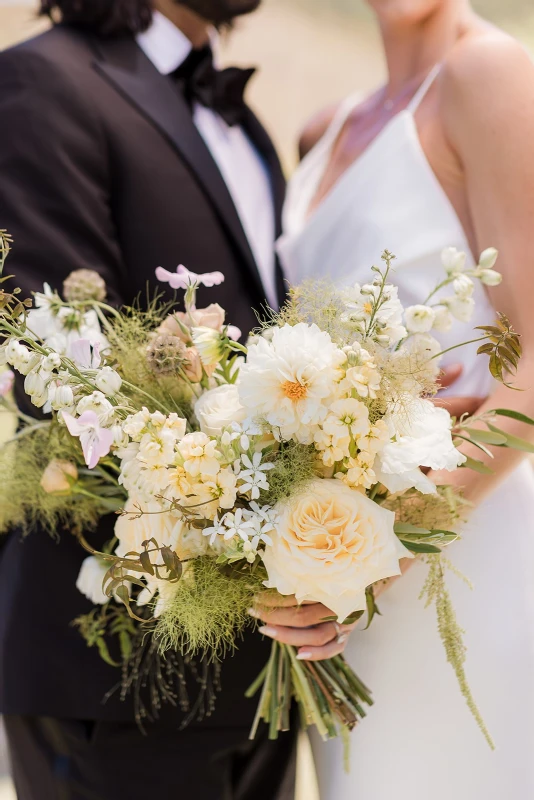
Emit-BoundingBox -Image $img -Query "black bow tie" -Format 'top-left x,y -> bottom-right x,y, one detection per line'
171,46 -> 255,127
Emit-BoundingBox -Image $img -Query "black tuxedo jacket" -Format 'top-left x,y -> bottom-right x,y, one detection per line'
0,24 -> 286,725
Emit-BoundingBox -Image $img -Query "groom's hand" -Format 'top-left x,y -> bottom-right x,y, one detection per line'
434,363 -> 486,418
249,595 -> 357,661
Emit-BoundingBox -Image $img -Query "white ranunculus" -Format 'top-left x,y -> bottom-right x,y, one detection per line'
238,323 -> 346,444
479,247 -> 498,270
76,556 -> 109,605
40,459 -> 78,494
195,384 -> 246,436
404,304 -> 436,334
95,367 -> 122,396
375,397 -> 466,494
262,479 -> 412,621
441,247 -> 466,275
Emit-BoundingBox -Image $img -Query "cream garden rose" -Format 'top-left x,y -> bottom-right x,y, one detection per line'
262,479 -> 412,621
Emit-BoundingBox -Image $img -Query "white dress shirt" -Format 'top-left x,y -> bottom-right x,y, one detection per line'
137,11 -> 278,309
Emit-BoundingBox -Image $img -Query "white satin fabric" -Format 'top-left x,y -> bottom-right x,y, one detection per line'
278,69 -> 534,799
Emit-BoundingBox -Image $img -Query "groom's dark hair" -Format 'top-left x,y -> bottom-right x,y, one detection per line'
39,0 -> 154,36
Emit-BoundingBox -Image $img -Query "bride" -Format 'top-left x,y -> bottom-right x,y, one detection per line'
278,0 -> 534,797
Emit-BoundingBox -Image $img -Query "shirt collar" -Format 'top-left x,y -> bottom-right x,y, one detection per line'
136,10 -> 193,76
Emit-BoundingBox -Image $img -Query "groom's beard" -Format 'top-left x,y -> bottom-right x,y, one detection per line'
173,0 -> 262,25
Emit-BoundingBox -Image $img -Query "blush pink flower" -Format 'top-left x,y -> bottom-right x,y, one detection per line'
0,370 -> 14,398
155,264 -> 224,290
62,410 -> 114,469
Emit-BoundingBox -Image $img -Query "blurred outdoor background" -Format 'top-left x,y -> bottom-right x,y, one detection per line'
1,0 -> 534,797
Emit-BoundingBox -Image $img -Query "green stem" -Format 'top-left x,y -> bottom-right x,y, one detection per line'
430,336 -> 488,361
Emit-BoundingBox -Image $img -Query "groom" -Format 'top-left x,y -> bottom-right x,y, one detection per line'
0,1 -> 307,798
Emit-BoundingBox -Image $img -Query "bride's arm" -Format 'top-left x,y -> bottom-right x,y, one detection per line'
375,38 -> 534,600
432,35 -> 534,505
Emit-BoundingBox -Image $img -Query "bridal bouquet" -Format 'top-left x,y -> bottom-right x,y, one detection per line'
0,227 -> 529,746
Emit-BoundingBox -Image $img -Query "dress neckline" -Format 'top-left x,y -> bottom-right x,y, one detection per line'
302,64 -> 443,227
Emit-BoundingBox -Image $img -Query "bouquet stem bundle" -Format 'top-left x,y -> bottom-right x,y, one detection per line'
247,642 -> 373,741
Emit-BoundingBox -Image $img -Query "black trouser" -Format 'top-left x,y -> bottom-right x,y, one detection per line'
4,716 -> 297,800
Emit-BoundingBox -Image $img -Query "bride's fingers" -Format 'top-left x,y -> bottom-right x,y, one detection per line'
258,622 -> 339,648
296,637 -> 350,662
250,603 -> 332,628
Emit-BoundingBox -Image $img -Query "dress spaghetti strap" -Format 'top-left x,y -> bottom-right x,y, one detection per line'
407,63 -> 442,114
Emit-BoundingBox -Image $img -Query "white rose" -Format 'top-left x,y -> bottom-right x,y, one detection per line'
262,479 -> 412,622
404,304 -> 436,333
76,556 -> 109,605
374,398 -> 466,494
195,384 -> 247,436
479,247 -> 498,270
95,367 -> 122,396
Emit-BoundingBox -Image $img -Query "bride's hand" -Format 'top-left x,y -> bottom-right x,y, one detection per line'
434,363 -> 486,419
249,594 -> 357,661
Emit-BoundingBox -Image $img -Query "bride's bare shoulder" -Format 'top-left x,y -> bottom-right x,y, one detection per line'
298,104 -> 339,160
441,27 -> 534,120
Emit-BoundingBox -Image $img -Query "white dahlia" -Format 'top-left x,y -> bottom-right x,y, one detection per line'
238,323 -> 346,444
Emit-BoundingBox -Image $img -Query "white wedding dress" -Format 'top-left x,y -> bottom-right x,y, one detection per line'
278,68 -> 534,799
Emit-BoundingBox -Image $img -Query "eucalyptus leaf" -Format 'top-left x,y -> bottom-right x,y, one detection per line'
487,423 -> 534,454
399,540 -> 442,554
461,456 -> 494,474
463,428 -> 507,445
490,409 -> 534,426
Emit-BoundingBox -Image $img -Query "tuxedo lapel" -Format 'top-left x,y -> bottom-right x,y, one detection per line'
91,36 -> 266,300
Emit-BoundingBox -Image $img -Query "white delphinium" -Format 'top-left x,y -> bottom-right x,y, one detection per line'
404,304 -> 436,334
238,323 -> 346,445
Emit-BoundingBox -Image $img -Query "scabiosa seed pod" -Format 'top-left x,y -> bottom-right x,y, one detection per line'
63,269 -> 107,303
146,334 -> 187,376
